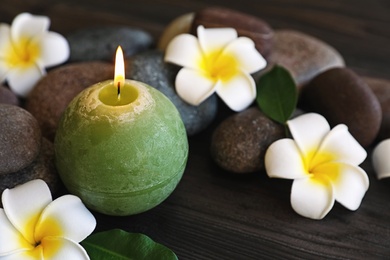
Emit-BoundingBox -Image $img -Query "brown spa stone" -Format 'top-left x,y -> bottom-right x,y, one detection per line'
301,68 -> 381,147
364,77 -> 390,141
269,30 -> 345,88
0,104 -> 41,174
26,61 -> 114,141
210,107 -> 285,174
0,85 -> 19,106
158,7 -> 273,58
192,7 -> 274,58
0,138 -> 60,206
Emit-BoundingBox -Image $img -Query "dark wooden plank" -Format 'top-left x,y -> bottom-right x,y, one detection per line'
1,0 -> 390,259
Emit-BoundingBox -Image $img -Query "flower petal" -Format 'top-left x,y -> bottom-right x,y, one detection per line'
291,177 -> 334,219
0,25 -> 13,82
265,138 -> 308,179
315,124 -> 367,166
287,113 -> 330,162
222,37 -> 266,74
40,237 -> 90,260
40,32 -> 70,67
320,162 -> 369,210
175,67 -> 216,106
2,179 -> 52,245
0,24 -> 11,59
197,25 -> 237,53
215,70 -> 256,111
372,139 -> 390,179
35,195 -> 96,243
7,62 -> 45,97
164,33 -> 203,70
0,60 -> 10,83
11,13 -> 49,43
0,209 -> 33,256
0,251 -> 40,260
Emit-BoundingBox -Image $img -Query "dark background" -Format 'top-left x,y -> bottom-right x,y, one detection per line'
2,1 -> 390,259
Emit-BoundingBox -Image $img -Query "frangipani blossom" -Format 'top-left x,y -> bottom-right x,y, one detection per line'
0,13 -> 69,97
265,113 -> 369,220
372,139 -> 390,179
164,25 -> 266,112
0,179 -> 96,259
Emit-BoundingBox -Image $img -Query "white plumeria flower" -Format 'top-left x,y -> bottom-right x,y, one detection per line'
0,179 -> 96,259
164,25 -> 266,112
0,13 -> 69,97
372,139 -> 390,179
265,113 -> 369,220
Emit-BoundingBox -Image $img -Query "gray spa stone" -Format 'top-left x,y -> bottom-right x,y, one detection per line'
0,105 -> 41,174
67,26 -> 153,62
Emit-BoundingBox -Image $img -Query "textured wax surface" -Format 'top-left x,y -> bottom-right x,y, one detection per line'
55,80 -> 188,215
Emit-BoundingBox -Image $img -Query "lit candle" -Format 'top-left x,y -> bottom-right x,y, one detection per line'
54,46 -> 188,216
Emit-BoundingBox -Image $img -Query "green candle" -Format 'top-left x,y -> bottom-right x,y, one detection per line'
54,50 -> 188,216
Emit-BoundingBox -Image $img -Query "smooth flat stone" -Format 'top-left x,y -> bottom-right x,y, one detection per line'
0,104 -> 41,174
67,26 -> 153,62
125,50 -> 218,136
192,7 -> 274,58
0,138 -> 60,206
0,85 -> 19,106
26,61 -> 114,141
301,68 -> 381,147
364,77 -> 390,141
158,7 -> 273,58
269,30 -> 345,88
210,107 -> 285,174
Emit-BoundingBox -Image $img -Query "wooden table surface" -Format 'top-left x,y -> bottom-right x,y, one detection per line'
2,0 -> 390,259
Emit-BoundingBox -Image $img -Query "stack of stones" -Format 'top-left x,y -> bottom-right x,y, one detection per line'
0,102 -> 59,203
1,6 -> 389,193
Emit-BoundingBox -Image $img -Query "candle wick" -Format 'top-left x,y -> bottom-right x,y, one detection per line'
117,82 -> 121,99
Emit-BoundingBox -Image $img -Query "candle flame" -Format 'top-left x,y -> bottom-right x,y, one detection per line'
114,46 -> 125,97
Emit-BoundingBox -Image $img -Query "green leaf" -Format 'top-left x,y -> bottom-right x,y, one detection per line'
256,65 -> 298,124
81,229 -> 178,260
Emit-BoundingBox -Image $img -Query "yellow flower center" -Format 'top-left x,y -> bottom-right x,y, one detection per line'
25,236 -> 63,259
303,150 -> 341,185
199,50 -> 239,82
34,215 -> 63,242
5,36 -> 41,68
20,214 -> 64,258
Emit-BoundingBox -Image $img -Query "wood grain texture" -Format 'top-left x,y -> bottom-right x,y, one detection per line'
1,0 -> 390,259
